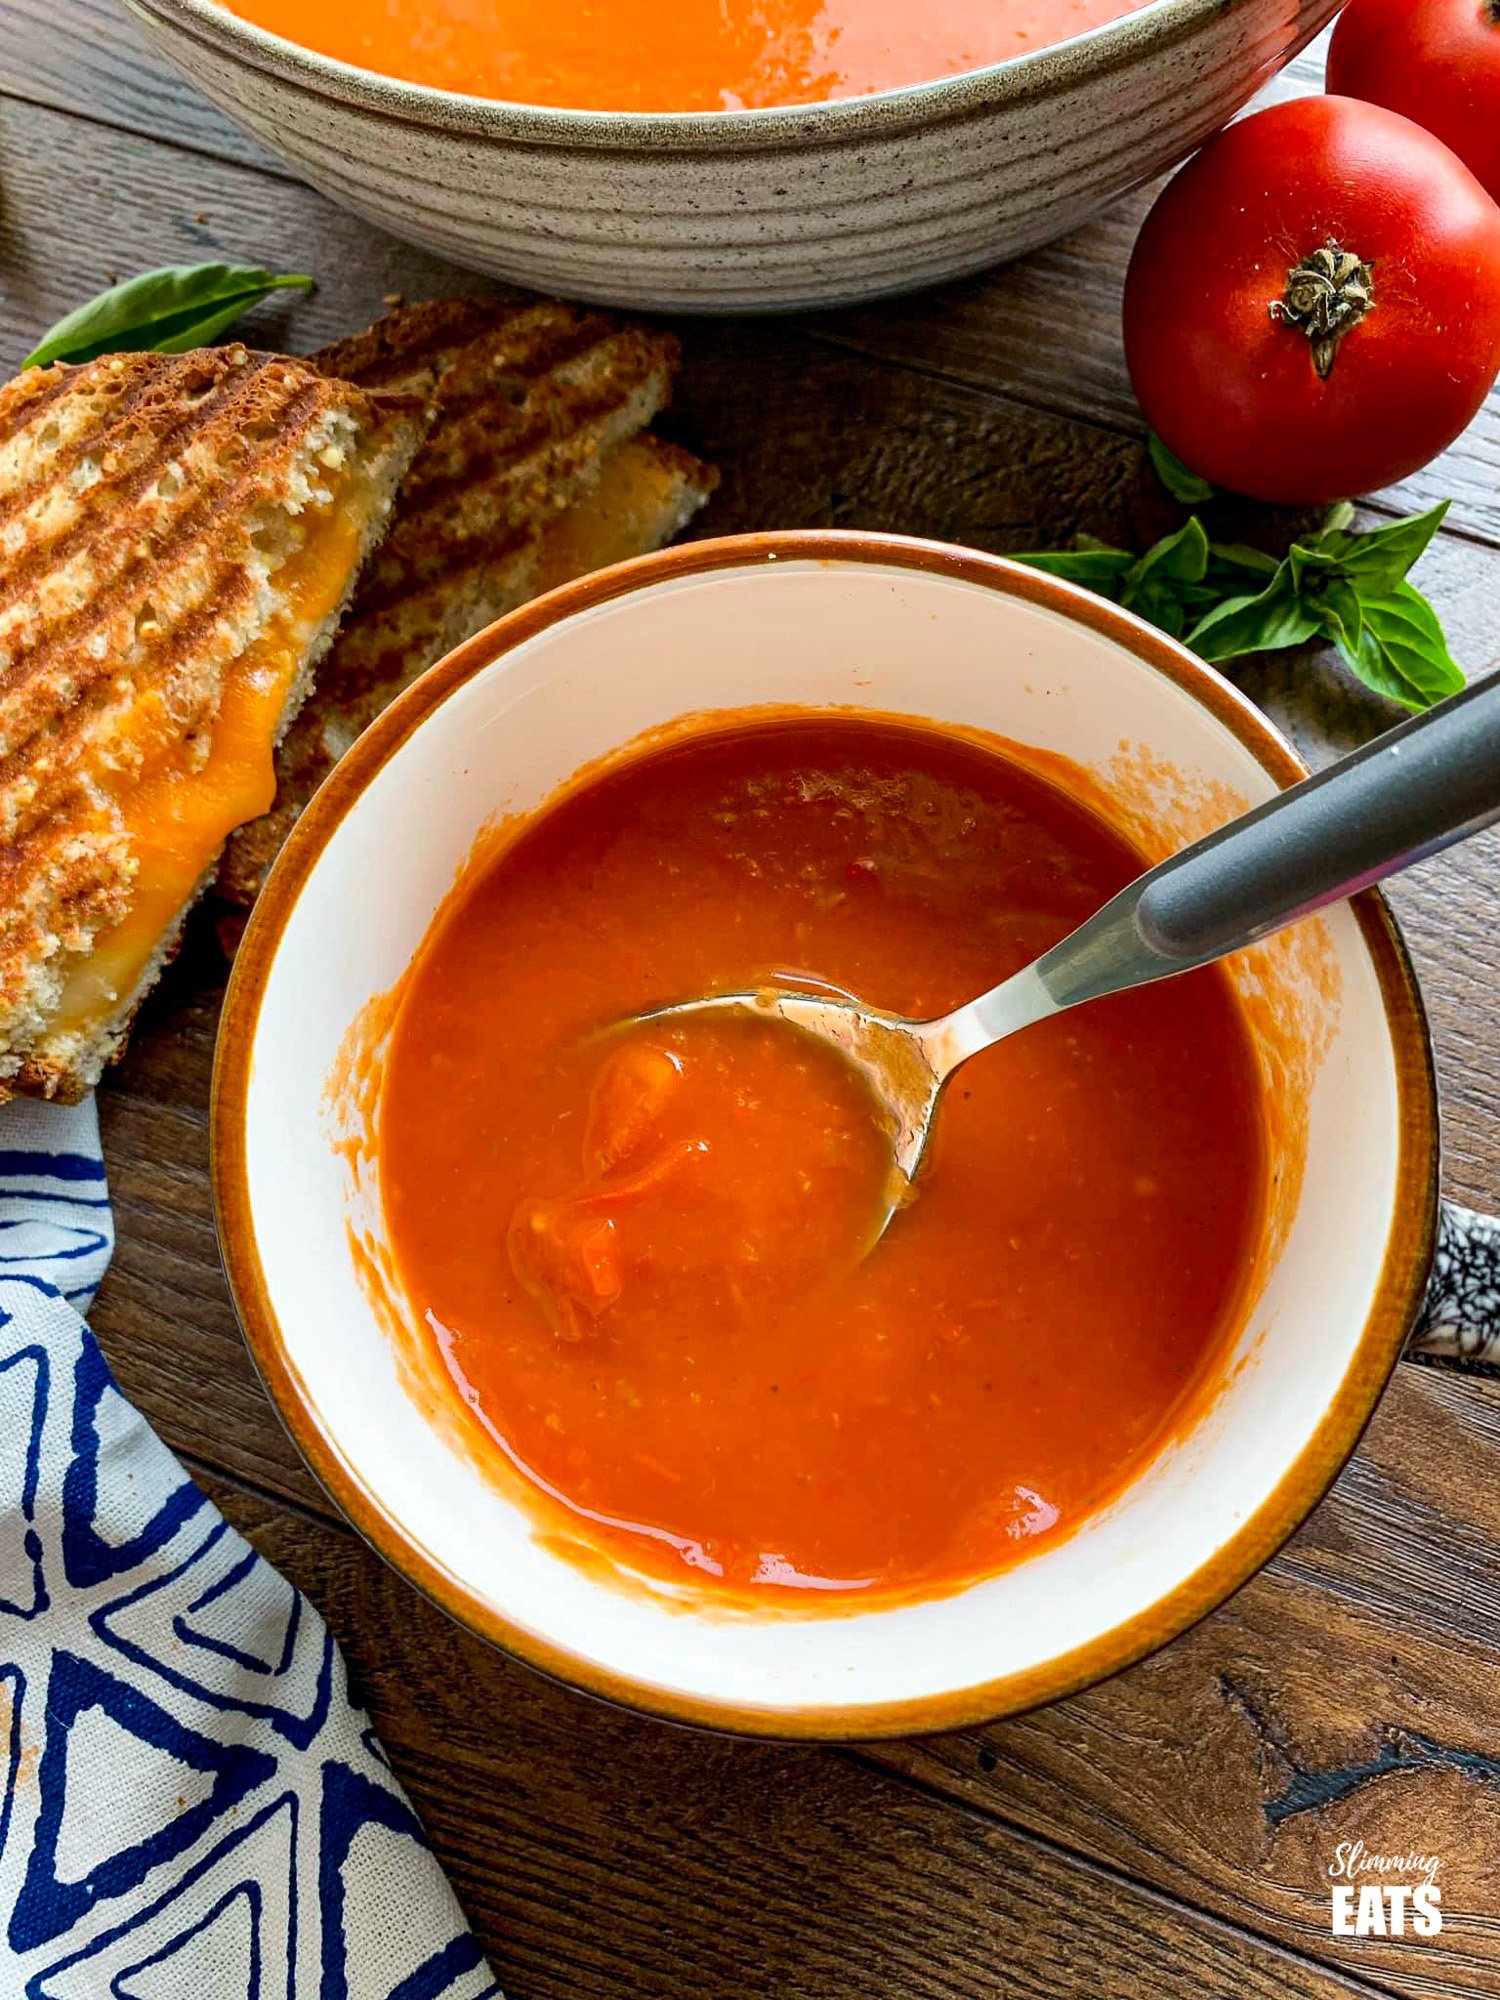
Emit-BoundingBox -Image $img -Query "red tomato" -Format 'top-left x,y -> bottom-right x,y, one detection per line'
1329,0 -> 1500,205
1122,96 -> 1500,504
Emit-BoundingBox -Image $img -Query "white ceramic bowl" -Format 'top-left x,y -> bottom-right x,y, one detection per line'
128,0 -> 1338,311
213,533 -> 1437,1737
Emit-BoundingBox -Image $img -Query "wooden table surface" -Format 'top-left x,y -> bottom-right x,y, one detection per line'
6,9 -> 1500,1995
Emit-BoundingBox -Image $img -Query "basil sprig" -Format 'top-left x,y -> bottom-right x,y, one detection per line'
1014,502 -> 1464,712
1147,431 -> 1214,505
22,264 -> 314,370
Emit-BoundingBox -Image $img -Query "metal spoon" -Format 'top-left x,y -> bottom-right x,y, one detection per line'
638,671 -> 1500,1242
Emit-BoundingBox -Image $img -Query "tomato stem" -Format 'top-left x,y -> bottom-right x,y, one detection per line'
1269,241 -> 1375,379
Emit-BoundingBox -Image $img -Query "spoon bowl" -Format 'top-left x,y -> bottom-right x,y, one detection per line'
636,989 -> 948,1226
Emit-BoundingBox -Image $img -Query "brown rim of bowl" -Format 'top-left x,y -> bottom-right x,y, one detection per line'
129,0 -> 1326,150
211,529 -> 1440,1742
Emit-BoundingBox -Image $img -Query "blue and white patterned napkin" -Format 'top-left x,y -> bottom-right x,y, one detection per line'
0,1095 -> 498,2000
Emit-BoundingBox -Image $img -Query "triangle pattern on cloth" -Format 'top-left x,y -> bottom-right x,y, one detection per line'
0,1104 -> 115,1310
112,1882 -> 260,2000
52,1707 -> 215,1886
92,1522 -> 334,1751
27,1789 -> 296,2000
61,1335 -> 205,1591
0,1344 -> 48,1619
8,1651 -> 276,1955
0,1141 -> 109,1196
178,1547 -> 300,1677
383,1936 -> 497,2000
0,1217 -> 112,1277
318,1761 -> 485,2000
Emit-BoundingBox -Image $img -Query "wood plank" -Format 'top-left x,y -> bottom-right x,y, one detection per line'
196,1465 -> 1395,2000
0,0 -> 282,170
9,6 -> 1500,541
1386,839 -> 1500,1212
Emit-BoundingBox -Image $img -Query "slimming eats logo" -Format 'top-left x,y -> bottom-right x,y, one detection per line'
1328,1841 -> 1443,1938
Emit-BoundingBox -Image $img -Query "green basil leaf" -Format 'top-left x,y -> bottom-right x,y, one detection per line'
1010,505 -> 1464,699
1169,580 -> 1229,615
1287,537 -> 1346,592
1187,576 -> 1322,661
1123,581 -> 1194,639
1110,520 -> 1217,637
1009,548 -> 1134,593
1337,581 -> 1467,710
1206,541 -> 1280,582
22,264 -> 315,370
1312,502 -> 1450,590
1147,431 -> 1215,504
1313,577 -> 1366,657
1128,516 -> 1211,588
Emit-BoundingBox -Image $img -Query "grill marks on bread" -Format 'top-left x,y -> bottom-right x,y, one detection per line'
0,344 -> 422,1101
217,297 -> 716,907
312,299 -> 685,695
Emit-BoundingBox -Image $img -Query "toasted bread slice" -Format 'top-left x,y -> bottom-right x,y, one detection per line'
0,344 -> 423,1101
216,298 -> 716,907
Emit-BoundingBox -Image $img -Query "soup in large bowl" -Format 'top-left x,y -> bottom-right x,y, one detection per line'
132,0 -> 1340,308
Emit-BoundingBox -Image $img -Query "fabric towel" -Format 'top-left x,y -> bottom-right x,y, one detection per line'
0,1095 -> 498,2000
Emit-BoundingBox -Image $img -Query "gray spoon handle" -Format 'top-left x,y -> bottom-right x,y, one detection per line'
1019,673 -> 1500,1381
1009,670 -> 1500,1022
1134,669 -> 1500,966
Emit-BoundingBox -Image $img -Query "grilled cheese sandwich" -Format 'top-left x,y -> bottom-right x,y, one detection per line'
0,344 -> 423,1099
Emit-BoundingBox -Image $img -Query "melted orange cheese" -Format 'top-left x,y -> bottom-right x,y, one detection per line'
534,442 -> 684,592
53,502 -> 365,1032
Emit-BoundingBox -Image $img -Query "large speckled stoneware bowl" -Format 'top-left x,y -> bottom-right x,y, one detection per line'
211,531 -> 1486,1740
126,0 -> 1339,311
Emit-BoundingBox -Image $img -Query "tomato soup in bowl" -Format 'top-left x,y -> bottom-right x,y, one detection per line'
214,534 -> 1436,1736
222,0 -> 1152,112
378,714 -> 1267,1605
